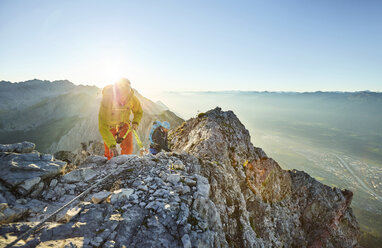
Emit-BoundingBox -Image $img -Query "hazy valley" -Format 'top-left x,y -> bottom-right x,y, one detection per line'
158,91 -> 382,246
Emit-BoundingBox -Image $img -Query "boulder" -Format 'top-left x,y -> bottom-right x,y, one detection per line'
167,174 -> 181,184
110,188 -> 134,204
17,177 -> 41,195
84,155 -> 107,167
54,150 -> 76,163
0,143 -> 66,194
62,168 -> 97,183
0,141 -> 35,153
92,191 -> 111,204
64,206 -> 82,223
0,203 -> 28,224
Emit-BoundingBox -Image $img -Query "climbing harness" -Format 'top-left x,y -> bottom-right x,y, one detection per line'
121,125 -> 132,140
115,123 -> 143,149
114,124 -> 130,144
133,130 -> 143,149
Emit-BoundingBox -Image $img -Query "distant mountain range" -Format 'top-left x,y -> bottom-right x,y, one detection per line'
169,90 -> 382,94
0,79 -> 183,153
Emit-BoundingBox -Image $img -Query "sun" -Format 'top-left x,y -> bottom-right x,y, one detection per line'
88,54 -> 131,89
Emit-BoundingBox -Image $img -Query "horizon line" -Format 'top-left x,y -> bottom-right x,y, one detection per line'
1,79 -> 381,94
164,89 -> 382,94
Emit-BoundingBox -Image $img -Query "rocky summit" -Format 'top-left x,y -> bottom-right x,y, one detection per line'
0,107 -> 360,247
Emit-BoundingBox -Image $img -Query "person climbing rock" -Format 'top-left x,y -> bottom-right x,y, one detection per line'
149,121 -> 171,155
98,78 -> 143,160
148,120 -> 161,143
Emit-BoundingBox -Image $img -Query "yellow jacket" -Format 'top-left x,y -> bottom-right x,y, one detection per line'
98,85 -> 143,148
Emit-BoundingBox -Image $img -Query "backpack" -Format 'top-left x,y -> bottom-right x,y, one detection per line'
149,121 -> 162,144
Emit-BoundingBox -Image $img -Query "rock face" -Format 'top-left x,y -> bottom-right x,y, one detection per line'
0,142 -> 66,194
0,141 -> 35,153
0,108 -> 360,247
169,107 -> 360,247
0,142 -> 66,225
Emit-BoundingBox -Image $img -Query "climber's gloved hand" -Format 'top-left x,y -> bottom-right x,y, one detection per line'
115,137 -> 124,144
132,122 -> 138,131
109,146 -> 119,157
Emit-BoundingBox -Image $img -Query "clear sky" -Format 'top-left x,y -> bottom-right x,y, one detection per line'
0,0 -> 381,97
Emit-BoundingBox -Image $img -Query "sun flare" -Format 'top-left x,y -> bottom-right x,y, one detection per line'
88,54 -> 131,89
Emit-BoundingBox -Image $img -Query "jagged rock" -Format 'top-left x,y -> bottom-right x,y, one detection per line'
84,155 -> 107,165
79,155 -> 108,169
0,141 -> 35,153
0,143 -> 66,196
169,107 -> 260,167
184,178 -> 197,187
246,158 -> 292,203
289,170 -> 359,247
137,184 -> 148,192
92,191 -> 111,204
0,203 -> 28,224
172,161 -> 185,170
54,185 -> 66,199
64,206 -> 82,223
167,173 -> 181,184
25,199 -> 47,214
103,240 -> 116,248
50,179 -> 58,187
54,150 -> 76,163
182,234 -> 192,248
0,108 -> 360,247
108,154 -> 134,165
17,177 -> 41,195
0,184 -> 16,205
110,188 -> 134,204
169,107 -> 360,247
31,182 -> 45,198
62,168 -> 97,183
73,141 -> 105,166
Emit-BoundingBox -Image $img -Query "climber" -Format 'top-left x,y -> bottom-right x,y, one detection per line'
98,78 -> 143,160
149,120 -> 162,144
149,121 -> 171,155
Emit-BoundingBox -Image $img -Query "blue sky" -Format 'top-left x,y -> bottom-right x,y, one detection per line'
0,0 -> 381,96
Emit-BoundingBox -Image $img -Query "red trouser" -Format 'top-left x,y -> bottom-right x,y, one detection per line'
104,123 -> 133,160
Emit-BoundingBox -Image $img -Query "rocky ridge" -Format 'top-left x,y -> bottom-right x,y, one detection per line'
0,108 -> 360,247
169,108 -> 360,247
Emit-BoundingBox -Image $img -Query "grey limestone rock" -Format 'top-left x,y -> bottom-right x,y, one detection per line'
0,141 -> 35,153
62,168 -> 97,183
83,155 -> 107,167
17,177 -> 41,195
0,151 -> 66,188
137,184 -> 148,192
92,191 -> 111,204
167,173 -> 181,185
50,178 -> 58,187
110,188 -> 134,204
0,108 -> 360,247
169,107 -> 360,247
0,143 -> 66,198
0,203 -> 28,224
